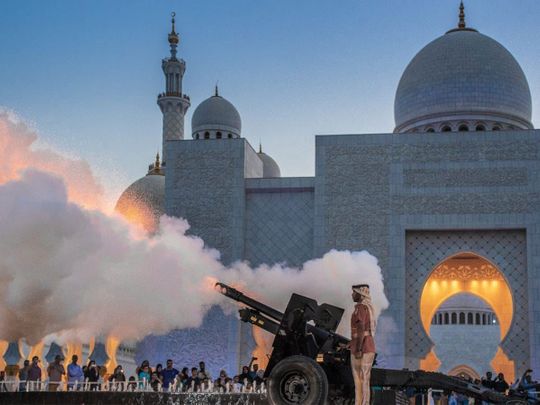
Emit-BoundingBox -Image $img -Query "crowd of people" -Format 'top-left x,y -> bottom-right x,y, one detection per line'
130,357 -> 265,393
0,355 -> 265,393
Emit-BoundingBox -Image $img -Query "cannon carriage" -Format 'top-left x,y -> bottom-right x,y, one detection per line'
216,282 -> 534,405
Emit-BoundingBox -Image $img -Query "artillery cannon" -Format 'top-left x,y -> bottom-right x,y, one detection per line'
216,282 -> 535,405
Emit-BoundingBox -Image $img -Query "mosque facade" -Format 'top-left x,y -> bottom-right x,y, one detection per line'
117,4 -> 539,381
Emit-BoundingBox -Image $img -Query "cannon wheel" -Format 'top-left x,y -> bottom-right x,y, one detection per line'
268,355 -> 328,405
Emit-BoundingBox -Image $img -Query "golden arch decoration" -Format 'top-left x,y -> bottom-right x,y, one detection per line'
448,364 -> 481,381
419,252 -> 515,381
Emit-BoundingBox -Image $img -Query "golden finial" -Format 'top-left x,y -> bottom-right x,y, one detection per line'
458,1 -> 466,29
168,12 -> 179,45
155,152 -> 161,170
215,83 -> 219,97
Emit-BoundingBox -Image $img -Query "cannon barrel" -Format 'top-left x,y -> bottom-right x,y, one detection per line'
215,282 -> 284,322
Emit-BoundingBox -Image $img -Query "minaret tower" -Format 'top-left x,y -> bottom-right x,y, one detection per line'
157,12 -> 190,163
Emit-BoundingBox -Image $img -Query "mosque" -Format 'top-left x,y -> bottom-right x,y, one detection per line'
116,3 -> 539,382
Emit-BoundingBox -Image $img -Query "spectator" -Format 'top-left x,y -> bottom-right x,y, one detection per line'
494,372 -> 509,393
232,375 -> 243,393
47,355 -> 66,392
136,360 -> 152,376
481,371 -> 494,389
238,365 -> 252,384
155,363 -> 163,379
127,376 -> 137,391
85,360 -> 100,391
216,369 -> 230,391
448,392 -> 458,405
150,371 -> 162,392
138,365 -> 151,389
67,355 -> 84,390
18,360 -> 30,391
198,361 -> 211,381
27,356 -> 42,383
186,367 -> 200,392
178,367 -> 189,391
519,369 -> 537,401
161,359 -> 179,391
248,363 -> 258,381
108,365 -> 126,390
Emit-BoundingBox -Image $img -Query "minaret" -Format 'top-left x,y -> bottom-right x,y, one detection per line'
157,12 -> 190,163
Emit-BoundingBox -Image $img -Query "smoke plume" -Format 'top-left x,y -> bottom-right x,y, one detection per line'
0,112 -> 389,345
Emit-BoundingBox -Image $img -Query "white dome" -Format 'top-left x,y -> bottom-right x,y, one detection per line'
115,173 -> 165,233
191,94 -> 242,139
394,28 -> 533,133
258,151 -> 281,178
439,293 -> 491,311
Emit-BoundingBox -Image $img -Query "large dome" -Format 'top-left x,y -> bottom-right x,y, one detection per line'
191,92 -> 242,139
394,28 -> 533,133
115,173 -> 164,233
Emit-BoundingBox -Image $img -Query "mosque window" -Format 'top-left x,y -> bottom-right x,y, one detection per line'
442,125 -> 452,132
458,124 -> 469,132
467,313 -> 473,324
444,313 -> 449,324
204,132 -> 210,139
451,313 -> 457,324
476,124 -> 486,131
475,313 -> 480,325
426,128 -> 435,133
216,132 -> 222,139
195,133 -> 200,139
228,133 -> 233,139
492,125 -> 501,131
459,312 -> 465,324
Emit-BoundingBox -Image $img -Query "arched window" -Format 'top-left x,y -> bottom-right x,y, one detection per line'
444,312 -> 449,325
459,312 -> 465,324
426,128 -> 435,133
475,313 -> 481,325
451,313 -> 457,324
228,133 -> 233,139
204,132 -> 210,139
216,132 -> 222,139
442,125 -> 452,132
492,125 -> 501,131
482,313 -> 487,325
438,313 -> 443,324
467,313 -> 473,324
476,124 -> 486,131
458,124 -> 469,132
195,133 -> 200,139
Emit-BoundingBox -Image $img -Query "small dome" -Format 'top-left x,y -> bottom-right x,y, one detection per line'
115,173 -> 165,233
394,28 -> 533,133
192,92 -> 242,139
258,151 -> 281,178
439,294 -> 491,311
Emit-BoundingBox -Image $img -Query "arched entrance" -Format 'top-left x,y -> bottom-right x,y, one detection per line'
418,252 -> 514,380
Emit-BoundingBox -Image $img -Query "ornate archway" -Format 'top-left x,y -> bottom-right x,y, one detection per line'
419,252 -> 514,380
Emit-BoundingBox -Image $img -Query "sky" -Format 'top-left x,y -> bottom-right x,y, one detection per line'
1,0 -> 539,205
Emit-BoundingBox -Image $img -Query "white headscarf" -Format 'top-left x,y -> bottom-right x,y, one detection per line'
354,285 -> 377,337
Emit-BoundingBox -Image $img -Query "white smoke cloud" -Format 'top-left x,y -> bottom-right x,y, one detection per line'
0,112 -> 389,346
